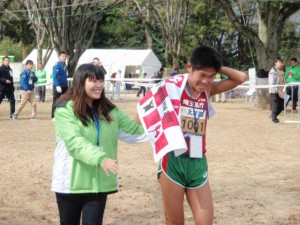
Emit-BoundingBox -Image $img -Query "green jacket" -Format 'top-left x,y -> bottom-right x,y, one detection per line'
284,65 -> 300,83
51,101 -> 147,194
36,69 -> 47,84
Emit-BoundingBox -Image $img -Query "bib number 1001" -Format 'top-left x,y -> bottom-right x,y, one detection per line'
181,116 -> 205,135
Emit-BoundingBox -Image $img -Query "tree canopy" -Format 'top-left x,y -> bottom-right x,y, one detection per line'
0,0 -> 299,79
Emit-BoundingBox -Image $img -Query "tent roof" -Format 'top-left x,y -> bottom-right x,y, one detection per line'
23,49 -> 161,68
78,49 -> 161,67
23,49 -> 161,78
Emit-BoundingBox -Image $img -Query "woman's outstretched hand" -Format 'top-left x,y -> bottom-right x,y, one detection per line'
101,159 -> 119,176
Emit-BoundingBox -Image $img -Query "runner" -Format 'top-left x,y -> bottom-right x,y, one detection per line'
137,46 -> 247,225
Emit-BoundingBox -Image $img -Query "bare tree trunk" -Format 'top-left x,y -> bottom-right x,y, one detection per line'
133,0 -> 153,49
149,0 -> 189,69
33,0 -> 127,77
20,41 -> 30,59
146,6 -> 153,49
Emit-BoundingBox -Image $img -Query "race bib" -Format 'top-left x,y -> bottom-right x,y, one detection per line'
181,106 -> 206,135
181,116 -> 205,135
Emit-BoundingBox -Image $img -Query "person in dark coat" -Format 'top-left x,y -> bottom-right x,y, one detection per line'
0,56 -> 15,118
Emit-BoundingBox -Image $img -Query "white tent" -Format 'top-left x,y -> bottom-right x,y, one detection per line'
23,49 -> 162,82
78,49 -> 162,79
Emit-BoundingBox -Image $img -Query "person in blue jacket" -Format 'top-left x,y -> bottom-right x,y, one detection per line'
51,50 -> 68,120
12,60 -> 38,120
170,68 -> 179,77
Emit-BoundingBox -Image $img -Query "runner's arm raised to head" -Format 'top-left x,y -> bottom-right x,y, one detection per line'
210,66 -> 247,96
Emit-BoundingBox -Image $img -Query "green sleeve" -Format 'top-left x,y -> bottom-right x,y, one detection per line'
294,66 -> 300,82
114,107 -> 146,143
117,107 -> 144,134
55,105 -> 108,167
284,70 -> 289,79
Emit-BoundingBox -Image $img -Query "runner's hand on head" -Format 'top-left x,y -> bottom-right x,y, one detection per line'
101,158 -> 118,176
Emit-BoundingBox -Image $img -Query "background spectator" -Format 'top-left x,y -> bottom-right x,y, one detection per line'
170,68 -> 179,77
51,50 -> 69,120
0,56 -> 15,119
284,57 -> 300,112
12,60 -> 38,120
136,73 -> 147,97
36,63 -> 47,103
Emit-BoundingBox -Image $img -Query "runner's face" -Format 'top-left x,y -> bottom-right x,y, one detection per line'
187,65 -> 216,93
84,77 -> 104,106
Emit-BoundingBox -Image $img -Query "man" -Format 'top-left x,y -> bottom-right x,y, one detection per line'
113,70 -> 122,100
156,68 -> 164,83
52,51 -> 68,120
284,57 -> 300,112
12,60 -> 38,120
0,56 -> 15,119
137,46 -> 247,225
125,73 -> 132,91
36,63 -> 47,102
269,57 -> 285,124
170,68 -> 179,77
136,72 -> 147,97
92,57 -> 107,76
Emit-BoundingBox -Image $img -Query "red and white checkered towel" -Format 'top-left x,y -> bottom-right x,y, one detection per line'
137,74 -> 188,162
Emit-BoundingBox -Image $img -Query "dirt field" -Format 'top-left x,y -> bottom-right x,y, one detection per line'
0,95 -> 299,225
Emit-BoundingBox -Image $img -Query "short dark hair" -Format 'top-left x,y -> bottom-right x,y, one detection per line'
93,57 -> 100,61
190,46 -> 222,72
275,57 -> 283,63
291,57 -> 297,62
25,60 -> 33,65
59,50 -> 68,56
3,56 -> 10,61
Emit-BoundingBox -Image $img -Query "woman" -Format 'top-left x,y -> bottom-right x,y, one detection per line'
51,64 -> 147,225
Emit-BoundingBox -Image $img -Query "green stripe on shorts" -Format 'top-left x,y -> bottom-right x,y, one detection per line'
158,152 -> 208,188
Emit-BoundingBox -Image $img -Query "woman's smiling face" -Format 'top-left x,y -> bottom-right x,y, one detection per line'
84,77 -> 104,106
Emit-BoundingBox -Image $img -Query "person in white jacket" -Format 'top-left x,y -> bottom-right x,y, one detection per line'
113,70 -> 122,100
268,57 -> 285,124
